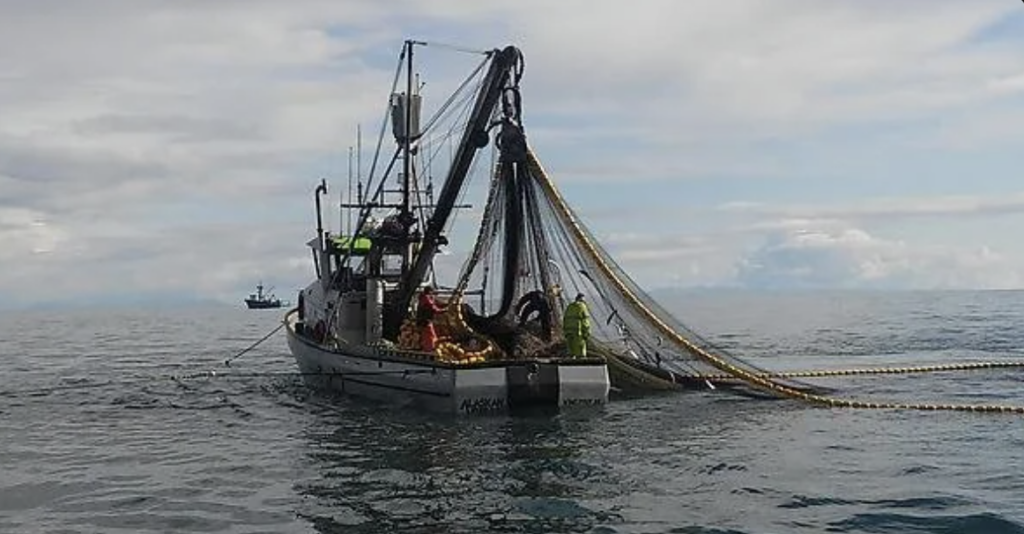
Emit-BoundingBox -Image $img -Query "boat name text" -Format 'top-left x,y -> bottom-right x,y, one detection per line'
562,397 -> 604,406
459,397 -> 506,414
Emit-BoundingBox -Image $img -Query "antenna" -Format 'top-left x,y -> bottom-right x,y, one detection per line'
356,124 -> 363,206
346,146 -> 353,236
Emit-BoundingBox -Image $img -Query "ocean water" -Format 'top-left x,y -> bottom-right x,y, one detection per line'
3,289 -> 1024,533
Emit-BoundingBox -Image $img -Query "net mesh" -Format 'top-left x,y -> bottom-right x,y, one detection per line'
438,139 -> 825,397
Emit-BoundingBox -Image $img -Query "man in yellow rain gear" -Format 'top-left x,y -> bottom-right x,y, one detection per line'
562,293 -> 590,357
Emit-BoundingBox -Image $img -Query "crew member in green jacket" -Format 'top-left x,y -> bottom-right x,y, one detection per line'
563,293 -> 591,357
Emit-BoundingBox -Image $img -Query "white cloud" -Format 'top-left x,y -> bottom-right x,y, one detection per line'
723,192 -> 1024,222
0,220 -> 314,308
592,210 -> 1024,291
508,0 -> 1024,134
922,105 -> 1024,150
735,224 -> 1021,290
0,208 -> 67,258
0,0 -> 1022,307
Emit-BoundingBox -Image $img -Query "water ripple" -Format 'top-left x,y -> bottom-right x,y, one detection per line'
4,298 -> 1024,533
829,512 -> 1024,534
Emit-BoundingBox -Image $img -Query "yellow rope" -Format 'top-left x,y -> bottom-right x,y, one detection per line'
699,360 -> 1024,380
529,150 -> 1024,414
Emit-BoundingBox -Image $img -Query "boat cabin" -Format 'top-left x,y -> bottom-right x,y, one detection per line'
304,211 -> 427,347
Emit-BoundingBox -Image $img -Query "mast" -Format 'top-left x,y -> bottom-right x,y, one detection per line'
401,40 -> 416,275
383,45 -> 524,339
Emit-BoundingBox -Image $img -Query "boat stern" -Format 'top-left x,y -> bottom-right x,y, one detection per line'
453,358 -> 610,415
554,358 -> 611,409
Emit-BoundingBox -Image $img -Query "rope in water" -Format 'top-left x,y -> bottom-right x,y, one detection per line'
224,322 -> 285,367
698,360 -> 1024,380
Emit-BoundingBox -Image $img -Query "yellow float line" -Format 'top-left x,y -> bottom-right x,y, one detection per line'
529,150 -> 1024,414
699,360 -> 1024,380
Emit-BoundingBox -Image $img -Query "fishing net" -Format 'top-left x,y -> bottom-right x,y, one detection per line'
343,42 -> 1024,410
341,42 -> 825,398
438,123 -> 825,396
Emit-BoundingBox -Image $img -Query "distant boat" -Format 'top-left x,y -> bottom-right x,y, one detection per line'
245,283 -> 285,309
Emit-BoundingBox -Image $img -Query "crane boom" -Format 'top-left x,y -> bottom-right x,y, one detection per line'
384,45 -> 524,339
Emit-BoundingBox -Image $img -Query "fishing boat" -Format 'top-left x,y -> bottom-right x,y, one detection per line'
245,282 -> 284,309
284,41 -> 611,415
283,39 -> 830,415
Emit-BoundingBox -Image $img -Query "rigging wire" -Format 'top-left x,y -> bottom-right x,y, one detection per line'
419,55 -> 490,135
423,78 -> 485,177
362,48 -> 406,199
418,40 -> 493,56
414,67 -> 486,233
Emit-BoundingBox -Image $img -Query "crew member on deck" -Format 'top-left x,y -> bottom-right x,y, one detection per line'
417,286 -> 445,352
562,293 -> 591,358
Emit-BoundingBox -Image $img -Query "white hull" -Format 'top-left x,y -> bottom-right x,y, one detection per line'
284,310 -> 610,415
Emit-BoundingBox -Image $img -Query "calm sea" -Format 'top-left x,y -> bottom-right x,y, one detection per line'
3,290 -> 1024,533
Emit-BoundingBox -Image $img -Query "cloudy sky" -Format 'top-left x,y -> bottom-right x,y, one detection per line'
2,0 -> 1023,309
